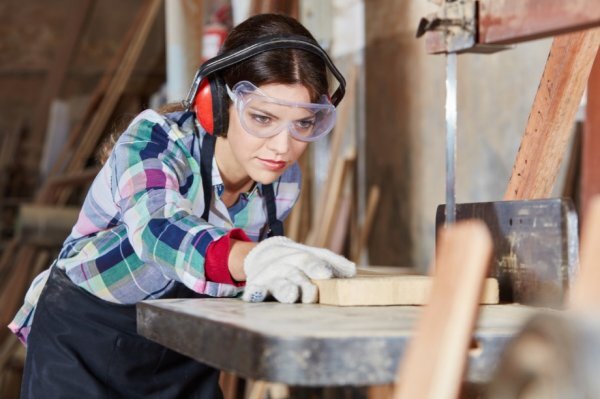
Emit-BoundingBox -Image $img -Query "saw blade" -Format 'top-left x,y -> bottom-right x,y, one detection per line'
445,52 -> 457,226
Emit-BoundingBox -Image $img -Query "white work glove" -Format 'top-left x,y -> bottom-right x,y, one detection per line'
242,236 -> 356,304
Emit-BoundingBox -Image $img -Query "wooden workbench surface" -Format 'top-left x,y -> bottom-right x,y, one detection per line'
137,298 -> 551,386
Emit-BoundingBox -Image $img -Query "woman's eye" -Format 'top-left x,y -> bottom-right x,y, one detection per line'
251,114 -> 271,125
296,119 -> 316,130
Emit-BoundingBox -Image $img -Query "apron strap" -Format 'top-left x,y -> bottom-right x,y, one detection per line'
199,132 -> 284,237
262,183 -> 284,237
200,134 -> 216,222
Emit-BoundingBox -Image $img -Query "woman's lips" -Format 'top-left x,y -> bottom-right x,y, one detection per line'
257,158 -> 287,171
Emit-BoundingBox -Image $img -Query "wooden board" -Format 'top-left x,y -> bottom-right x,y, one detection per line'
395,220 -> 493,399
314,275 -> 499,306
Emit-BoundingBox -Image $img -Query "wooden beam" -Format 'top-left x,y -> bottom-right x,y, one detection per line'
64,0 -> 162,175
479,0 -> 600,45
423,0 -> 599,54
27,0 -> 94,169
580,51 -> 600,219
45,167 -> 101,188
394,221 -> 492,399
504,29 -> 600,200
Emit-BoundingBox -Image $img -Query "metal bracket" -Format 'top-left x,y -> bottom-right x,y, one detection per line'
417,0 -> 512,54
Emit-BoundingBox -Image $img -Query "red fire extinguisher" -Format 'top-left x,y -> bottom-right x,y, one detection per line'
201,5 -> 231,63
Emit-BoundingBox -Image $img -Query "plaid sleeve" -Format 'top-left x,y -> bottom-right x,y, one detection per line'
110,114 -> 230,294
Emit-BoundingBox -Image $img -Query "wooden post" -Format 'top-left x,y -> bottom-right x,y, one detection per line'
580,51 -> 600,220
394,221 -> 493,399
504,29 -> 600,200
569,196 -> 600,309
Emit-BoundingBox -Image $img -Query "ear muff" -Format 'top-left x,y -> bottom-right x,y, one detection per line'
194,75 -> 229,136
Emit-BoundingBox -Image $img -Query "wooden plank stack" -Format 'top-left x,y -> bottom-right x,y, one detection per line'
0,1 -> 162,397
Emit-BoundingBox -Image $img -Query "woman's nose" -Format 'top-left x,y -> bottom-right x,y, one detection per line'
266,125 -> 291,154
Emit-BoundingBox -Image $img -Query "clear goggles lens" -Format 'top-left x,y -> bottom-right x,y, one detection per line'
227,81 -> 336,142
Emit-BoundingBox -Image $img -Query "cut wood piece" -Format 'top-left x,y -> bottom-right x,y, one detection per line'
504,29 -> 600,200
314,275 -> 499,306
394,220 -> 493,399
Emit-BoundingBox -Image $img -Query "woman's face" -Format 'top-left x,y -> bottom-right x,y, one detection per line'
220,83 -> 311,185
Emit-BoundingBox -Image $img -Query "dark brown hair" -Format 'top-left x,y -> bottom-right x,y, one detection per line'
100,14 -> 328,163
220,14 -> 329,103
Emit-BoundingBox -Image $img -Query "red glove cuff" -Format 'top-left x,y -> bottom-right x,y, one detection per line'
205,228 -> 250,287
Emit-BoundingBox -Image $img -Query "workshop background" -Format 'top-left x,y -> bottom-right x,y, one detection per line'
0,0 -> 598,398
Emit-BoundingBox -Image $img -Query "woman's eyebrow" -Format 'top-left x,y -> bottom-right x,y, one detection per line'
247,105 -> 278,118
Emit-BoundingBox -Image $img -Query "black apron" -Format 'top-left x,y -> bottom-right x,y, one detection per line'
21,133 -> 283,398
21,268 -> 222,399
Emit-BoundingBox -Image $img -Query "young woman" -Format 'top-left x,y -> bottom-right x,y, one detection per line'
11,13 -> 355,399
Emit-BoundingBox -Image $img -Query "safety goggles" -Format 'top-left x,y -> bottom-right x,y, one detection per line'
226,81 -> 336,142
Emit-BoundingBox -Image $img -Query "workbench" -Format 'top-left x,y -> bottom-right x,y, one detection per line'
137,298 -> 548,386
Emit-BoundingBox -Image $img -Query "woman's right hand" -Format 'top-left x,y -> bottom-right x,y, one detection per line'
241,237 -> 356,304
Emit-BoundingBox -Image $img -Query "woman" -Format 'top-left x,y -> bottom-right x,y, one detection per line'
11,13 -> 355,398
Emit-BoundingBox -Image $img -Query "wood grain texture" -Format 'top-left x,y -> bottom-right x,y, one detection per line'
394,220 -> 493,399
314,275 -> 499,306
479,0 -> 600,45
504,29 -> 600,200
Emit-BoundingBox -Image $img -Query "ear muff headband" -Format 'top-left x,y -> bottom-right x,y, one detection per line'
185,34 -> 346,135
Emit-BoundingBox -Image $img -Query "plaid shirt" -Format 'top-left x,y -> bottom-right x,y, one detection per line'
9,109 -> 301,344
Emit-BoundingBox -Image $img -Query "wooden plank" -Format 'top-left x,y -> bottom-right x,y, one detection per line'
16,205 -> 80,246
504,29 -> 600,200
52,0 -> 162,206
0,245 -> 36,330
479,0 -> 600,45
45,167 -> 101,188
306,66 -> 357,246
352,185 -> 380,263
314,275 -> 498,306
65,0 -> 161,174
327,191 -> 351,253
569,196 -> 600,309
313,151 -> 356,247
35,1 -> 153,203
580,51 -> 600,220
394,220 -> 493,399
27,0 -> 94,169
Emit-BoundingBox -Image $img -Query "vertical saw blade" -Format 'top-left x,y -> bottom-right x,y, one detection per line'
445,52 -> 457,226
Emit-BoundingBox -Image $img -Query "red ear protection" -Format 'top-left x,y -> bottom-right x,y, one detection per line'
193,75 -> 229,136
194,79 -> 214,134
